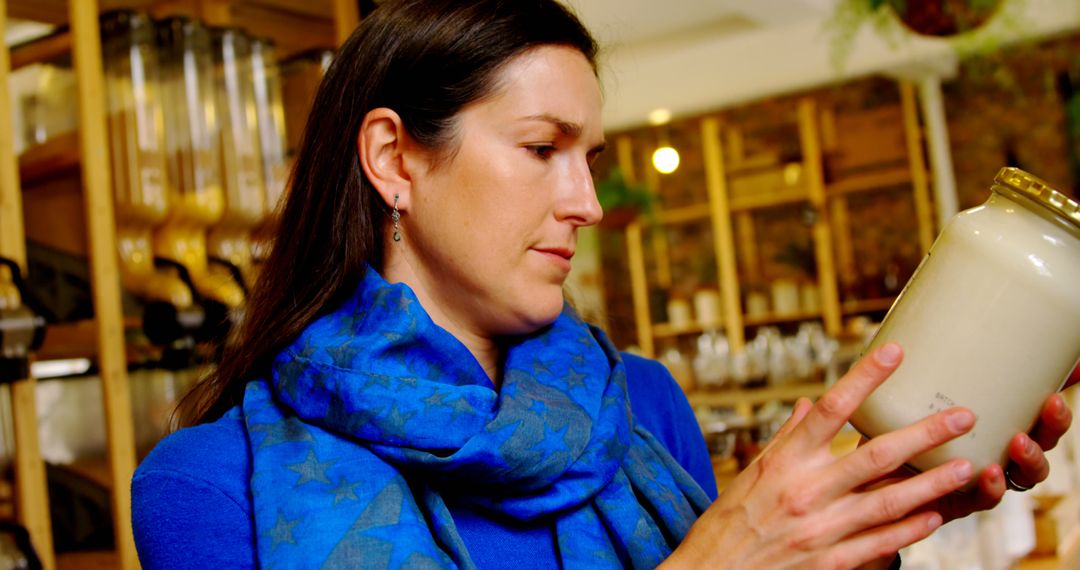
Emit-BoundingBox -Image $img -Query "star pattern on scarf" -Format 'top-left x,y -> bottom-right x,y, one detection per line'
327,342 -> 361,369
277,343 -> 318,402
530,423 -> 571,464
267,512 -> 300,551
248,269 -> 708,569
327,475 -> 362,505
327,398 -> 385,438
565,367 -> 587,387
446,396 -> 477,421
528,398 -> 546,415
423,390 -> 450,408
332,308 -> 365,339
250,418 -> 314,450
287,450 -> 335,487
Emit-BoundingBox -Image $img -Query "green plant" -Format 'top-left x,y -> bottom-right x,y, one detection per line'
594,166 -> 655,215
825,0 -> 1028,72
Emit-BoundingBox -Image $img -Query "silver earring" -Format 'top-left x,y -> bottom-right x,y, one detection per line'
392,193 -> 402,242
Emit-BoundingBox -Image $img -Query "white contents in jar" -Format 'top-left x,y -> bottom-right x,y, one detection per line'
850,169 -> 1080,484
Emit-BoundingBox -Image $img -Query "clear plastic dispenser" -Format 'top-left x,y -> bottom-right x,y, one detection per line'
100,10 -> 190,307
155,17 -> 242,310
207,27 -> 265,290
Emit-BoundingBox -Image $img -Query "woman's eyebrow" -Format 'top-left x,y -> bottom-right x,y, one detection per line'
521,113 -> 583,137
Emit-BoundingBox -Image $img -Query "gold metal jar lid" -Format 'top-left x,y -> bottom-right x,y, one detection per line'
994,167 -> 1080,230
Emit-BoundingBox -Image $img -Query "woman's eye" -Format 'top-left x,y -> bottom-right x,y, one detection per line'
527,144 -> 557,160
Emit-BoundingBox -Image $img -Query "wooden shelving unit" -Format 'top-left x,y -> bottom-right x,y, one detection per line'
610,80 -> 936,415
2,2 -> 359,568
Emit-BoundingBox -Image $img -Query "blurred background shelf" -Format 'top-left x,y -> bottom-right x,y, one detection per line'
688,381 -> 827,408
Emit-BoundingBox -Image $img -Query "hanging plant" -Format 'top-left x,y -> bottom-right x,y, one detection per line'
891,0 -> 1003,36
594,166 -> 656,229
826,0 -> 1027,72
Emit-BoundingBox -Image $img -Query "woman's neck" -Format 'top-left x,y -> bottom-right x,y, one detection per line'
379,256 -> 503,389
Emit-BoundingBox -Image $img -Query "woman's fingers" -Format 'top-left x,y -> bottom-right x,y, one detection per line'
1030,393 -> 1072,452
794,344 -> 904,448
934,464 -> 1005,522
824,511 -> 943,570
823,407 -> 974,493
1005,433 -> 1051,490
800,458 -> 970,551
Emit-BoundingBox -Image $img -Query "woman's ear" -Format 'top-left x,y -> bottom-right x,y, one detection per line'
358,107 -> 413,211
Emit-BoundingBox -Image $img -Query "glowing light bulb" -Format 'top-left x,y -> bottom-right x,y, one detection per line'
652,146 -> 680,174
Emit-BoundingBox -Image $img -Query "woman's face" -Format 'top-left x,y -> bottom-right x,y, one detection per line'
402,45 -> 605,338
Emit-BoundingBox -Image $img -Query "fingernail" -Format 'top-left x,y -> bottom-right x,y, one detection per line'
877,343 -> 901,366
948,410 -> 975,433
1025,436 -> 1036,456
927,513 -> 943,531
1057,400 -> 1070,421
953,461 -> 973,481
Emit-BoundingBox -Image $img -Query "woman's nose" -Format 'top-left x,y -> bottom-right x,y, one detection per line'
555,161 -> 604,227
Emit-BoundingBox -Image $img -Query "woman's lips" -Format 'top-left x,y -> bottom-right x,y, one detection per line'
533,247 -> 574,272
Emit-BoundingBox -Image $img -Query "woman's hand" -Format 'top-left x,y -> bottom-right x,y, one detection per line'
1000,367 -> 1077,492
883,366 -> 1075,524
663,344 -> 977,569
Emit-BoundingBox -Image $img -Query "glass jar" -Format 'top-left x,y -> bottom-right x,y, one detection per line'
850,167 -> 1080,482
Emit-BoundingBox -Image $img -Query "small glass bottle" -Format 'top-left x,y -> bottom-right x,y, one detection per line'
850,167 -> 1080,483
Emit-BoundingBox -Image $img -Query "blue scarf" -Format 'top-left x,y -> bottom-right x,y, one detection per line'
242,268 -> 710,568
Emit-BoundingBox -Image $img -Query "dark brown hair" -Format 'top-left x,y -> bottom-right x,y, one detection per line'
176,0 -> 598,426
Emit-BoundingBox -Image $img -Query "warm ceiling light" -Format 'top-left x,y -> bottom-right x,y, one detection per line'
652,146 -> 680,174
648,108 -> 672,126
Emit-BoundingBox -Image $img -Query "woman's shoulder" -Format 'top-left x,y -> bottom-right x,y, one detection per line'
132,407 -> 256,567
131,405 -> 251,511
621,351 -> 688,419
621,352 -> 718,500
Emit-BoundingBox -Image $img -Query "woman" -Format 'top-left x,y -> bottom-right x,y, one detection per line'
131,0 -> 1073,568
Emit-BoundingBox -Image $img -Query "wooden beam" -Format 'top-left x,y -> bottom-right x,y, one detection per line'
0,2 -> 55,567
734,212 -> 760,284
69,2 -> 138,568
830,197 -> 857,292
798,98 -> 842,337
332,0 -> 360,47
625,221 -> 654,357
638,144 -> 672,290
900,80 -> 936,255
615,136 -> 636,185
701,117 -> 745,350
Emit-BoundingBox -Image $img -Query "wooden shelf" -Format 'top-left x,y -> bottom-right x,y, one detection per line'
18,131 -> 80,186
654,203 -> 711,225
7,1 -> 340,60
744,309 -> 821,327
653,321 -> 718,338
826,166 -> 912,196
841,297 -> 896,315
729,186 -> 809,212
10,29 -> 69,71
688,381 -> 827,408
36,317 -> 145,362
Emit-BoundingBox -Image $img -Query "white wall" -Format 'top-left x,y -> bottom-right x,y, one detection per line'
599,0 -> 1080,131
